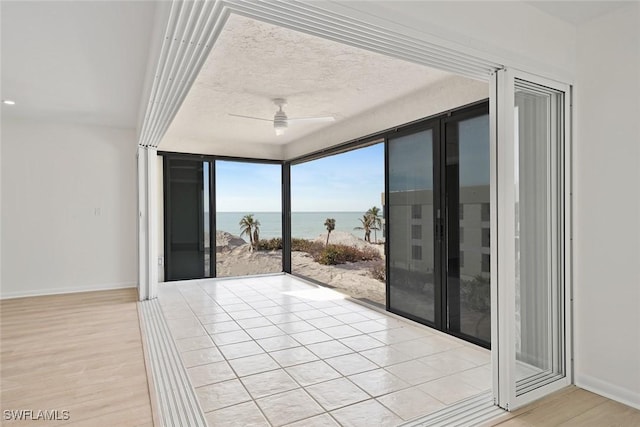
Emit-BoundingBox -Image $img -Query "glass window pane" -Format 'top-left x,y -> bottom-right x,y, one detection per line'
290,144 -> 385,305
215,161 -> 282,278
388,129 -> 435,323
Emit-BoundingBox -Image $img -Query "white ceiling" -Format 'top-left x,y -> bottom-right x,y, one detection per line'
159,14 -> 453,152
0,1 -> 156,128
525,1 -> 630,25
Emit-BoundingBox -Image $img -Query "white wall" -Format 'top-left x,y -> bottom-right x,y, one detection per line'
1,119 -> 138,298
285,75 -> 487,159
318,1 -> 577,82
574,2 -> 640,409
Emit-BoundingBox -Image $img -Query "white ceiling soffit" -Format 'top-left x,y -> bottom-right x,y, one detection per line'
138,0 -> 502,149
0,1 -> 156,128
159,14 -> 455,153
524,1 -> 631,25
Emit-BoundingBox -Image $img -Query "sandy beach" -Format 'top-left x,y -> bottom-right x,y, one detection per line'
215,231 -> 385,305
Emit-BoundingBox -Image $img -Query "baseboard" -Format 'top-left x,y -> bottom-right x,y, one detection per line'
576,373 -> 640,410
0,281 -> 137,300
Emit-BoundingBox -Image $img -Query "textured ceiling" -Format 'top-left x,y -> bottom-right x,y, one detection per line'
159,14 -> 453,152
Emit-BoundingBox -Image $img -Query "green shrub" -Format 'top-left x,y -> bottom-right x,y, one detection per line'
292,239 -> 325,258
291,238 -> 313,252
314,244 -> 381,265
256,238 -> 283,251
369,261 -> 386,281
316,245 -> 344,265
290,239 -> 381,266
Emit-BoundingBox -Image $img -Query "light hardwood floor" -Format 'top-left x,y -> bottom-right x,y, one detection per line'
489,386 -> 640,427
0,289 -> 154,426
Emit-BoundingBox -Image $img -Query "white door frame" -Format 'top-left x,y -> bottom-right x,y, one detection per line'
137,145 -> 158,301
494,67 -> 573,410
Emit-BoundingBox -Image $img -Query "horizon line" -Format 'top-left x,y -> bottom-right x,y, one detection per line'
211,210 -> 377,213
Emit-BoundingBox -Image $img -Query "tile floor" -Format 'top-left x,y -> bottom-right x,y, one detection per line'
158,275 -> 491,427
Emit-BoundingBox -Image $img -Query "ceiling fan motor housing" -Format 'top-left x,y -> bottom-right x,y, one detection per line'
274,110 -> 288,130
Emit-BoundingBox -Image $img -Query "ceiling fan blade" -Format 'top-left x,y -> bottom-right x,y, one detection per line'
287,116 -> 336,124
228,113 -> 274,122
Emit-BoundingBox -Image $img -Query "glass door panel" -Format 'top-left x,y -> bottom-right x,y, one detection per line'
164,158 -> 205,281
495,69 -> 570,410
445,110 -> 491,346
514,80 -> 565,393
388,128 -> 437,324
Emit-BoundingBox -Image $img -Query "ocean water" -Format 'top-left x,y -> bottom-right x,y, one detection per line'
213,212 -> 376,240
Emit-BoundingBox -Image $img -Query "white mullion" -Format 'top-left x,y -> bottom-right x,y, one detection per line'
146,148 -> 159,299
137,146 -> 149,300
495,67 -> 516,410
564,85 -> 574,385
548,93 -> 556,374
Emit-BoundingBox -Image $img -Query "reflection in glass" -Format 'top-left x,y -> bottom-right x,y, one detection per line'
446,113 -> 491,345
388,130 -> 435,323
514,81 -> 564,394
165,159 -> 205,280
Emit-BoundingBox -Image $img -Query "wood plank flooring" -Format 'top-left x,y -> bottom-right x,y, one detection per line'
489,386 -> 640,427
0,289 -> 154,426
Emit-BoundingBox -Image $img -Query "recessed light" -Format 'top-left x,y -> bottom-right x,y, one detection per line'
2,100 -> 16,105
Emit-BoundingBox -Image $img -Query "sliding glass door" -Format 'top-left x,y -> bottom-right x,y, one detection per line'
162,154 -> 283,281
163,158 -> 208,281
495,69 -> 571,409
445,107 -> 491,345
387,103 -> 491,347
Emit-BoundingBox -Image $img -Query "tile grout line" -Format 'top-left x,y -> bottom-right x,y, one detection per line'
196,279 -> 460,418
162,276 -> 493,426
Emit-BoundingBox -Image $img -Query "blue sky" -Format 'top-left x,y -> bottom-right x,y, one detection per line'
214,143 -> 385,212
216,161 -> 283,212
292,143 -> 385,212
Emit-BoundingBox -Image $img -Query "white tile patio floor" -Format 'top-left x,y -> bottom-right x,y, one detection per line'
158,274 -> 491,427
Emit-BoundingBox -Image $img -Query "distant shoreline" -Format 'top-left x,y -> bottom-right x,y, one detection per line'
212,211 -> 384,241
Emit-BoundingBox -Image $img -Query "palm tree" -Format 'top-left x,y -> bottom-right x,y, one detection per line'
354,214 -> 373,243
367,206 -> 383,243
252,219 -> 261,249
324,218 -> 336,246
239,214 -> 256,251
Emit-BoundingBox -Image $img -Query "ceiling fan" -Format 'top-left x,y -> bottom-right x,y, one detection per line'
229,98 -> 335,136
